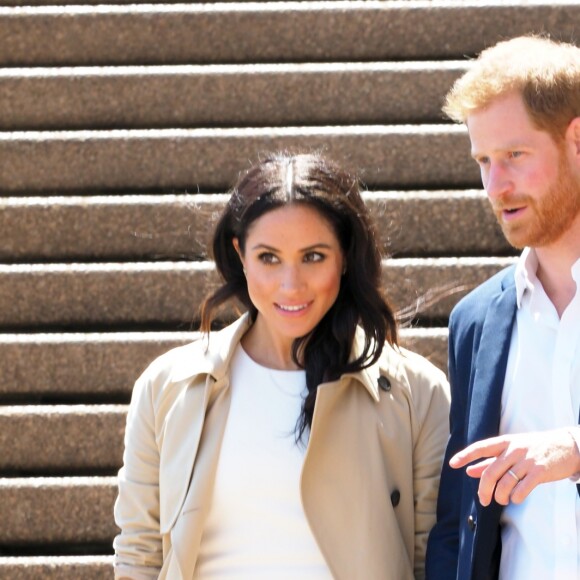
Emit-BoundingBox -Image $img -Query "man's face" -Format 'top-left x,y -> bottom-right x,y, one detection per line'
467,91 -> 580,250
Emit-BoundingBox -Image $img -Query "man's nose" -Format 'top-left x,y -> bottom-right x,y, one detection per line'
484,162 -> 512,202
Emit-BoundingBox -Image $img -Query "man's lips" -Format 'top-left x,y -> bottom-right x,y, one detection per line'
494,204 -> 527,222
502,207 -> 526,221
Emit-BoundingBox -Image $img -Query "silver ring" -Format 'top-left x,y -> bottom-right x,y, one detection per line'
507,469 -> 520,483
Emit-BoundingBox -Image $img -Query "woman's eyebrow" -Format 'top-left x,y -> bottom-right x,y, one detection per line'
250,242 -> 332,252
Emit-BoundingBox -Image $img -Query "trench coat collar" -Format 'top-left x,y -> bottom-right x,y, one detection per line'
342,326 -> 409,403
168,313 -> 398,403
169,314 -> 253,383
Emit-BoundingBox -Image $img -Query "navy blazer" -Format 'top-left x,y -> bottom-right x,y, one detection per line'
426,266 -> 516,580
426,265 -> 580,580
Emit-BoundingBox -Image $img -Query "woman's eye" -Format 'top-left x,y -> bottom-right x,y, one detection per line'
304,252 -> 324,263
257,252 -> 279,264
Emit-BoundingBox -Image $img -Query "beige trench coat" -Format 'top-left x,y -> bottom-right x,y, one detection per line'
114,314 -> 450,580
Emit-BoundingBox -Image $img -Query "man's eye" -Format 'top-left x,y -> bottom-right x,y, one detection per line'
509,151 -> 523,159
476,156 -> 490,166
258,252 -> 279,264
304,252 -> 324,263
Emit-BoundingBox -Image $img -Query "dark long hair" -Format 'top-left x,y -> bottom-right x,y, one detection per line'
201,152 -> 398,441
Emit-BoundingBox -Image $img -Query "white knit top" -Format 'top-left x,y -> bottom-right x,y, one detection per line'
193,344 -> 333,579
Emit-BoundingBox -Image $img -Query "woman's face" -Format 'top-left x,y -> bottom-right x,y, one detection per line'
234,204 -> 345,350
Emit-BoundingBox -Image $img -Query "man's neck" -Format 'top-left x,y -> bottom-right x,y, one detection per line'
535,222 -> 580,317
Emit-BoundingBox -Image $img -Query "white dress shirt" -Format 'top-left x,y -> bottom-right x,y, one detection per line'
499,248 -> 580,580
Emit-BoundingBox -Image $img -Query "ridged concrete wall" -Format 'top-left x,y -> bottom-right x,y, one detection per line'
1,1 -> 577,577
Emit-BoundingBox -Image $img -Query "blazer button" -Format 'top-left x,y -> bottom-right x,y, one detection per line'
378,376 -> 391,391
390,489 -> 401,507
467,515 -> 476,531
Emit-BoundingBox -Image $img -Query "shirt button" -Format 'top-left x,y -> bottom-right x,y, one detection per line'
467,515 -> 476,531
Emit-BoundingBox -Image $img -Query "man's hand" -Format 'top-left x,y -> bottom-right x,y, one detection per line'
450,428 -> 580,506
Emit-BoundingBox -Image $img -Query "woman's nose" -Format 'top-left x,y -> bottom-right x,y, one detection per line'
280,265 -> 304,291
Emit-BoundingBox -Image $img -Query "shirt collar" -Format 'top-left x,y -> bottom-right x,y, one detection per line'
514,247 -> 539,308
514,247 -> 580,308
572,257 -> 580,285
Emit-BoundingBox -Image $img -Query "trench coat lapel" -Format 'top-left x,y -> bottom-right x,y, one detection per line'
300,342 -> 414,580
158,315 -> 251,577
159,376 -> 211,535
170,377 -> 232,579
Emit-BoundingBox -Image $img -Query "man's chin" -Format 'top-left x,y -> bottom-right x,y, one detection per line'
500,225 -> 527,250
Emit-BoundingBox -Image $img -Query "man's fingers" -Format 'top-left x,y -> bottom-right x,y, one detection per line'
450,437 -> 508,468
464,458 -> 495,478
492,468 -> 522,506
508,473 -> 536,504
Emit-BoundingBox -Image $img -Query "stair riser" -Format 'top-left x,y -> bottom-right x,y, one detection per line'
0,66 -> 464,130
0,329 -> 447,398
0,193 -> 510,261
0,3 -> 576,66
0,128 -> 477,192
0,259 -> 515,328
0,478 -> 117,544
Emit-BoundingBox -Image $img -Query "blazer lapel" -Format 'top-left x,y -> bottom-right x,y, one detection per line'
467,270 -> 517,444
467,270 -> 517,577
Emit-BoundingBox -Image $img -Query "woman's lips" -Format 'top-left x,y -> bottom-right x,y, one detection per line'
275,302 -> 311,315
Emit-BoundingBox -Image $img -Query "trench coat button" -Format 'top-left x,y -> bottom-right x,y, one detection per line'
390,489 -> 401,507
467,515 -> 476,531
378,376 -> 391,391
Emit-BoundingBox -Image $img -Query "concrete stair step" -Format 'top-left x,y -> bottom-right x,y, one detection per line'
0,258 -> 516,329
0,332 -> 196,401
0,328 -> 448,401
0,1 -> 575,66
0,405 -> 126,474
1,327 -> 449,475
0,62 -> 464,131
0,191 -> 511,262
0,477 -> 117,545
0,126 -> 477,192
0,557 -> 113,580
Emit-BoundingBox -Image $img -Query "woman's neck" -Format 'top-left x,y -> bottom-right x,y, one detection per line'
241,319 -> 301,371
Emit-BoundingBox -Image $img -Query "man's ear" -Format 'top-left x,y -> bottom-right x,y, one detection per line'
566,116 -> 580,158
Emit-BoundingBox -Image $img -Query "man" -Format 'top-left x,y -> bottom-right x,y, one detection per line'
426,36 -> 580,580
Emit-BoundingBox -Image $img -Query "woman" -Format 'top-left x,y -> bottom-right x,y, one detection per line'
113,153 -> 450,580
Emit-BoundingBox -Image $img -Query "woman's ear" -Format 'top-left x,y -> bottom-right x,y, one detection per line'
232,238 -> 245,269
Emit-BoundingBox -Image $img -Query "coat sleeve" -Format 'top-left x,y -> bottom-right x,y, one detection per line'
425,318 -> 466,579
408,356 -> 451,580
113,368 -> 163,580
